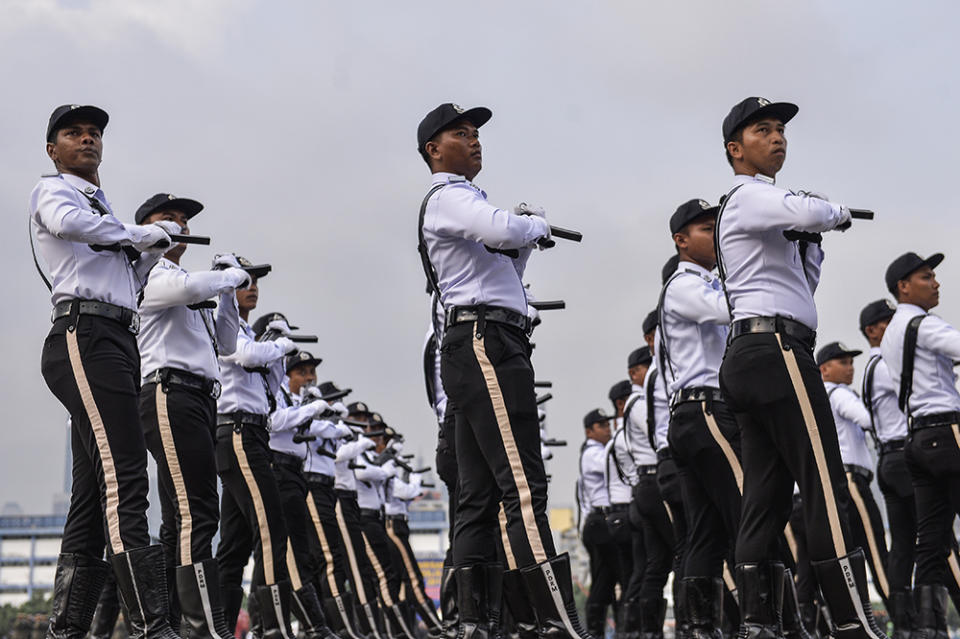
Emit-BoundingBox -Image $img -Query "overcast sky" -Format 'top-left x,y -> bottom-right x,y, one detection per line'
3,0 -> 960,515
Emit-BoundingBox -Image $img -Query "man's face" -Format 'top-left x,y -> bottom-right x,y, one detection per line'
425,120 -> 482,180
288,363 -> 317,394
144,209 -> 189,261
236,277 -> 259,313
821,356 -> 855,385
47,121 -> 103,176
899,267 -> 940,311
675,216 -> 717,268
863,319 -> 890,346
727,118 -> 786,178
644,331 -> 655,352
628,363 -> 649,386
586,421 -> 612,445
614,397 -> 626,417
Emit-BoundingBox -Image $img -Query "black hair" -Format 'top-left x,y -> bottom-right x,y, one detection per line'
725,128 -> 744,168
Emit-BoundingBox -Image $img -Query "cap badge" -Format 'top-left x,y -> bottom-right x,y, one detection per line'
838,342 -> 849,351
70,105 -> 80,110
451,104 -> 464,114
168,194 -> 176,200
885,300 -> 895,310
699,200 -> 709,209
757,97 -> 770,107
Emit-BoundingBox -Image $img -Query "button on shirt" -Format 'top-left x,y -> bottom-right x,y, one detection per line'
138,258 -> 241,383
30,174 -> 149,309
717,174 -> 846,330
421,172 -> 549,315
605,421 -> 636,504
578,439 -> 610,510
659,261 -> 730,396
881,303 -> 960,417
826,382 -> 873,469
623,390 -> 658,466
863,348 -> 908,442
217,320 -> 286,415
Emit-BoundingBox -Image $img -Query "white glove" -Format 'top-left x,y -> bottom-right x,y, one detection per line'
330,402 -> 349,418
218,267 -> 251,293
266,319 -> 292,336
309,400 -> 333,418
382,460 -> 398,478
514,202 -> 547,220
212,253 -> 242,270
357,435 -> 376,451
527,305 -> 540,325
835,206 -> 852,231
127,223 -> 173,254
333,423 -> 353,439
274,336 -> 298,354
388,439 -> 404,454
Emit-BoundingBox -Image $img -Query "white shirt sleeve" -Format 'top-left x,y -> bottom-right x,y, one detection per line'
736,184 -> 847,233
140,266 -> 246,311
32,180 -> 135,245
918,314 -> 960,362
431,185 -> 549,250
223,330 -> 286,368
665,275 -> 730,325
835,386 -> 872,431
214,293 -> 240,357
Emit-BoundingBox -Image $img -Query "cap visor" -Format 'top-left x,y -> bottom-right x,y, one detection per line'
165,198 -> 204,220
58,105 -> 109,132
924,253 -> 945,271
459,106 -> 492,129
322,388 -> 352,401
751,102 -> 798,126
244,264 -> 272,279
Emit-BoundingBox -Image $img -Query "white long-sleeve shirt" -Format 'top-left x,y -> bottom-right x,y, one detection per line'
138,258 -> 240,383
385,474 -> 423,516
881,303 -> 960,417
421,172 -> 549,314
217,320 -> 286,416
862,347 -> 909,442
355,456 -> 395,510
717,173 -> 846,330
578,439 -> 610,509
604,422 -> 636,503
826,382 -> 873,469
334,436 -> 376,492
623,390 -> 658,466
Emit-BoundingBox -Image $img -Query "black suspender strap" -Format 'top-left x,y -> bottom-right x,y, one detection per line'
28,217 -> 53,292
417,184 -> 446,301
714,184 -> 745,324
645,369 -> 659,451
423,331 -> 438,411
898,314 -> 926,414
861,354 -> 881,436
657,268 -> 709,390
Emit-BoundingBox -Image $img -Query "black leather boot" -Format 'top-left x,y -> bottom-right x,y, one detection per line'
889,590 -> 914,639
781,570 -> 812,639
385,602 -> 417,639
585,605 -> 606,639
175,560 -> 236,639
914,585 -> 948,639
222,585 -> 244,637
617,600 -> 641,639
322,595 -> 363,639
638,598 -> 665,639
682,578 -> 724,639
735,563 -> 784,639
502,569 -> 537,639
89,571 -> 121,639
811,550 -> 887,639
249,590 -> 263,639
290,583 -> 341,639
797,604 -> 818,639
454,564 -> 504,639
675,581 -> 691,639
46,553 -> 109,639
441,567 -> 459,639
110,546 -> 181,639
254,582 -> 295,639
519,553 -> 593,639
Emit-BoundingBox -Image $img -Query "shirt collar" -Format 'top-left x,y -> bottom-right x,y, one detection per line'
431,171 -> 483,194
733,172 -> 775,186
897,303 -> 926,315
61,173 -> 103,198
870,346 -> 881,356
677,259 -> 715,282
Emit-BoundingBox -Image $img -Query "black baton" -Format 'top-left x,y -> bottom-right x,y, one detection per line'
849,209 -> 874,220
530,300 -> 566,311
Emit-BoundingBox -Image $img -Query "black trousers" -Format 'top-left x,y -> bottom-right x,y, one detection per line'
42,315 -> 150,556
877,449 -> 915,595
360,513 -> 403,607
669,400 -> 742,578
788,494 -> 817,606
440,322 -> 555,568
627,472 -> 674,602
582,510 -> 619,610
140,382 -> 219,567
305,476 -> 350,600
719,333 -> 855,565
436,410 -> 458,567
842,467 -> 889,607
334,490 -> 382,608
386,517 -> 442,629
607,505 -> 636,596
273,458 -> 318,591
216,423 -> 289,589
656,455 -> 687,582
904,424 -> 960,587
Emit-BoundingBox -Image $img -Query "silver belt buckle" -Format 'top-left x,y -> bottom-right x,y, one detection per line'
211,380 -> 222,399
129,313 -> 141,335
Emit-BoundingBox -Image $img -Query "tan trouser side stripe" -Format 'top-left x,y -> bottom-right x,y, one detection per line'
361,531 -> 394,606
471,324 -> 548,564
155,385 -> 194,566
846,473 -> 889,598
949,549 -> 960,590
663,501 -> 674,524
232,432 -> 275,583
723,562 -> 738,601
306,495 -> 340,597
385,520 -> 442,626
784,522 -> 799,564
498,504 -> 519,570
952,424 -> 960,450
66,329 -> 124,554
776,335 -> 847,557
286,540 -> 302,590
702,402 -> 743,494
335,502 -> 368,605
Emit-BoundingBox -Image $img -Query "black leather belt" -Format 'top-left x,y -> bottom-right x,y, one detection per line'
880,439 -> 906,454
335,489 -> 357,500
386,514 -> 408,522
52,299 -> 140,335
656,447 -> 672,462
360,508 -> 383,520
149,367 -> 221,399
217,412 -> 269,433
910,411 -> 960,431
272,451 -> 303,472
672,386 -> 724,406
844,464 -> 874,483
304,472 -> 335,487
730,316 -> 816,351
445,305 -> 532,335
601,504 -> 630,515
638,464 -> 658,475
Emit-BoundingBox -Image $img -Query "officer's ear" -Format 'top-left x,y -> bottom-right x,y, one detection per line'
726,139 -> 742,162
673,230 -> 688,251
46,140 -> 58,164
425,139 -> 442,163
895,279 -> 909,302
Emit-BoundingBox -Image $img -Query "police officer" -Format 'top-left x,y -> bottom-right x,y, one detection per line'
271,349 -> 346,639
716,96 -> 884,639
417,102 -> 589,638
659,199 -> 742,639
607,379 -> 639,610
578,409 -> 618,637
817,342 -> 890,614
621,347 -> 672,639
214,268 -> 300,639
135,193 -> 250,639
880,252 -> 960,637
32,104 -> 181,639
